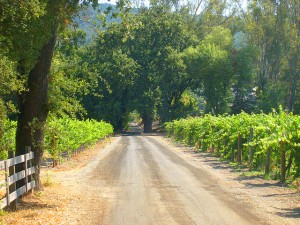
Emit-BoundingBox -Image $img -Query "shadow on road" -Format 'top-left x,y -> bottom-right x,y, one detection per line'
276,207 -> 300,218
120,125 -> 165,137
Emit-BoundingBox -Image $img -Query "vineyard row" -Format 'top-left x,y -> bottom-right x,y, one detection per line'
165,111 -> 300,182
0,118 -> 114,162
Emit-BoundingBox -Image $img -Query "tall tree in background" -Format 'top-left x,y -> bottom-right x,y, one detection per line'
82,23 -> 138,130
87,6 -> 194,132
127,6 -> 194,131
280,0 -> 300,113
231,44 -> 257,114
157,47 -> 190,122
245,0 -> 300,113
183,26 -> 234,114
246,0 -> 285,112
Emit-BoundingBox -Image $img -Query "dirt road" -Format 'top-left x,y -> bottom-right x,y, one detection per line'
59,133 -> 271,225
2,131 -> 299,225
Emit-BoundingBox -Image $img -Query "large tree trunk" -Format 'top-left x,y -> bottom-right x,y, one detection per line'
16,27 -> 57,190
142,114 -> 152,133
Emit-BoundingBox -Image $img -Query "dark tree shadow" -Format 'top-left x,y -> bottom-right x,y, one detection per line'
275,207 -> 300,218
5,199 -> 58,213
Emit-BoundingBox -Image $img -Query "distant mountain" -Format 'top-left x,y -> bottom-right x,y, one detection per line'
233,31 -> 247,49
73,3 -> 137,43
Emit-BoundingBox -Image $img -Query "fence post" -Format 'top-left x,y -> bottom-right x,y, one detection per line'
25,146 -> 33,194
231,143 -> 235,162
4,160 -> 10,208
265,147 -> 271,175
280,143 -> 286,183
58,146 -> 61,165
223,139 -> 227,158
24,153 -> 28,193
237,133 -> 242,164
8,151 -> 17,211
248,128 -> 254,167
51,137 -> 57,167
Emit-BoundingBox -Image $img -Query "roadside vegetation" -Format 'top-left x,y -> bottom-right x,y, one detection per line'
0,118 -> 113,162
165,110 -> 300,184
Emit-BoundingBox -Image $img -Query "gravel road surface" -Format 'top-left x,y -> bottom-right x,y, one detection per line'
67,133 -> 269,225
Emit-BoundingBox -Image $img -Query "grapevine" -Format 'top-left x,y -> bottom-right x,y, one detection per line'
165,111 -> 300,182
0,118 -> 113,162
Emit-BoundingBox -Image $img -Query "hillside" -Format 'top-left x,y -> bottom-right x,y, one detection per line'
74,3 -> 122,43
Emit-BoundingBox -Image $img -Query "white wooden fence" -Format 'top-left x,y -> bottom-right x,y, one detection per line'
0,151 -> 35,209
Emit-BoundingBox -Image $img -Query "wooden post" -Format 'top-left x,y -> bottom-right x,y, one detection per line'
4,161 -> 10,208
280,145 -> 286,183
223,139 -> 227,158
231,143 -> 235,162
58,145 -> 61,165
237,133 -> 242,164
8,151 -> 17,211
24,153 -> 28,193
51,136 -> 57,167
248,128 -> 254,167
265,147 -> 271,175
25,146 -> 33,194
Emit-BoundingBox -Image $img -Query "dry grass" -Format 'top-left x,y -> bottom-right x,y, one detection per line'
0,139 -> 110,225
1,185 -> 67,225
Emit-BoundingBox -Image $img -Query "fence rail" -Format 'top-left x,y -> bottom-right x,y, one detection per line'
0,151 -> 35,209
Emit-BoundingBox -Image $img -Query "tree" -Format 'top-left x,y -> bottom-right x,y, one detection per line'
48,29 -> 88,118
126,6 -> 194,131
231,45 -> 257,114
0,57 -> 24,155
0,1 -> 44,141
0,0 -> 99,190
246,0 -> 285,112
279,0 -> 300,113
183,26 -> 234,114
82,43 -> 138,130
157,47 -> 190,122
86,6 -> 194,132
78,14 -> 139,130
167,90 -> 200,119
243,0 -> 300,114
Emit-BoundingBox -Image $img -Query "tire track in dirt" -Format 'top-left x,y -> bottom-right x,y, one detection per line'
139,136 -> 268,225
105,136 -> 192,225
137,137 -> 196,225
59,134 -> 272,224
